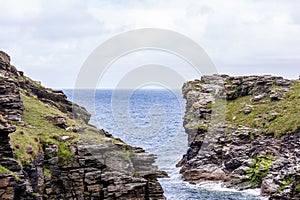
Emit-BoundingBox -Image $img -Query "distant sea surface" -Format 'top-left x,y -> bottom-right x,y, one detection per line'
64,89 -> 265,200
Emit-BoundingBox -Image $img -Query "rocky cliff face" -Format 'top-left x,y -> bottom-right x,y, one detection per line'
177,74 -> 300,199
0,51 -> 167,200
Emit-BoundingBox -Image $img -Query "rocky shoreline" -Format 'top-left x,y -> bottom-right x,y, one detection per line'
0,51 -> 167,199
2,50 -> 300,200
177,74 -> 300,199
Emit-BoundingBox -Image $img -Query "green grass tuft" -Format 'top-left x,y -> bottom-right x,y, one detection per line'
43,166 -> 52,179
246,154 -> 275,187
0,165 -> 11,174
295,184 -> 300,192
276,175 -> 293,194
0,164 -> 20,182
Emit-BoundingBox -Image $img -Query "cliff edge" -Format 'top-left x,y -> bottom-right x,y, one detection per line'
0,51 -> 167,200
177,74 -> 300,199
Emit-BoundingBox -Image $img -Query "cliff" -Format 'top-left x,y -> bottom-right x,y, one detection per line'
177,74 -> 300,199
0,51 -> 167,200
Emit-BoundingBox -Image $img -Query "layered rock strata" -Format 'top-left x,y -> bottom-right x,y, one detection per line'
177,74 -> 300,199
0,51 -> 167,200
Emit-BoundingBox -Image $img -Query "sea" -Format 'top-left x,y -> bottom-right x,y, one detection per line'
64,89 -> 267,200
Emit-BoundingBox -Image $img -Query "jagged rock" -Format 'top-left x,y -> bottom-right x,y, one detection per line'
0,51 -> 10,68
289,174 -> 300,199
0,78 -> 24,122
0,174 -> 15,200
0,123 -> 16,134
0,51 -> 167,200
25,86 -> 91,123
37,141 -> 167,199
261,175 -> 279,195
178,74 -> 299,199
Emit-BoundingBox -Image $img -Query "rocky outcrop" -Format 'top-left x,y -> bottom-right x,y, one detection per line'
0,116 -> 29,199
0,50 -> 89,124
0,52 -> 24,122
18,77 -> 90,124
19,79 -> 91,124
0,51 -> 167,200
21,139 -> 166,200
177,74 -> 300,199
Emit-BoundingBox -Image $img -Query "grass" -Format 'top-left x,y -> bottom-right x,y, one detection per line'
295,184 -> 300,192
133,172 -> 140,178
0,164 -> 20,182
43,166 -> 52,179
276,175 -> 293,194
10,92 -> 80,166
185,80 -> 300,138
225,81 -> 300,137
184,123 -> 208,132
0,165 -> 11,173
246,154 -> 275,187
183,78 -> 300,191
79,126 -> 104,143
9,90 -> 119,167
18,75 -> 45,90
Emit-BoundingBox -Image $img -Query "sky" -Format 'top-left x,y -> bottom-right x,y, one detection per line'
0,0 -> 300,89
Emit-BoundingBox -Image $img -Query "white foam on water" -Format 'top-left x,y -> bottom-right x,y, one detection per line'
185,181 -> 269,199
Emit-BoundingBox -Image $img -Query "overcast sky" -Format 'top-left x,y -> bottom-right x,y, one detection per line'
1,0 -> 299,89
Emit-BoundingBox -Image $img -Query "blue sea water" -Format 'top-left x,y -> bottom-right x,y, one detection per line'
64,89 -> 266,200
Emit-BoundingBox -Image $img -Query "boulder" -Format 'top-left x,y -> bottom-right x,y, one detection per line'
44,115 -> 68,129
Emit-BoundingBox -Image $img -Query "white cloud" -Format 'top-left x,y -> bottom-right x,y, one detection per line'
0,0 -> 299,88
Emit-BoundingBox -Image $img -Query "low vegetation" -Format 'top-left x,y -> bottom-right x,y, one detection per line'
0,164 -> 20,182
0,164 -> 11,174
43,166 -> 51,179
10,92 -> 79,165
246,154 -> 275,187
9,90 -> 125,167
225,81 -> 300,137
295,184 -> 300,192
276,175 -> 293,193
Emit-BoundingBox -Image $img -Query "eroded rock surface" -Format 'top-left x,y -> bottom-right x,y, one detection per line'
177,74 -> 300,199
0,51 -> 167,200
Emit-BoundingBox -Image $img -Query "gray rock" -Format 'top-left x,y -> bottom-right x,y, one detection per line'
44,115 -> 68,129
270,92 -> 283,101
243,109 -> 252,114
253,94 -> 265,101
179,74 -> 298,199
